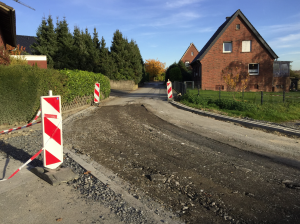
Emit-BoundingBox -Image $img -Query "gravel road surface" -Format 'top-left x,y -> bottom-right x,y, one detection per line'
1,82 -> 300,224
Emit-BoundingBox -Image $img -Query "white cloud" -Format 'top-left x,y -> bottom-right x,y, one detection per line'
140,11 -> 203,28
166,0 -> 202,8
290,12 -> 300,18
260,23 -> 300,34
277,33 -> 300,42
269,33 -> 300,48
281,51 -> 300,56
195,27 -> 214,33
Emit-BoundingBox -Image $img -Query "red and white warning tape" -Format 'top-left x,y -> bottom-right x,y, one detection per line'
0,149 -> 43,181
0,109 -> 41,135
31,109 -> 41,123
0,119 -> 62,182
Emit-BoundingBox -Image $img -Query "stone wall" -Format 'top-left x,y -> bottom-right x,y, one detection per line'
110,80 -> 138,91
10,55 -> 47,69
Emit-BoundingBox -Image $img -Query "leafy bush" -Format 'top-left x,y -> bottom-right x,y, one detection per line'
0,66 -> 110,125
10,55 -> 28,66
0,65 -> 68,125
60,69 -> 110,102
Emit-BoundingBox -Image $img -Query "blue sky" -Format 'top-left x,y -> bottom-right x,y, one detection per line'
5,0 -> 300,70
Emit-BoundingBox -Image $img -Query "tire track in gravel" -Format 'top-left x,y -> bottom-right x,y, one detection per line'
64,104 -> 300,224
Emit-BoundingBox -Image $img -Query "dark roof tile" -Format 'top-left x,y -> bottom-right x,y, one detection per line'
16,35 -> 36,54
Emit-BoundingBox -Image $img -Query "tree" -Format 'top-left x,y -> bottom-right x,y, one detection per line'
98,36 -> 116,78
110,30 -> 144,83
71,26 -> 88,70
54,17 -> 73,69
177,60 -> 192,81
31,15 -> 57,68
126,40 -> 143,84
145,59 -> 166,81
169,67 -> 182,82
82,28 -> 95,71
110,30 -> 129,80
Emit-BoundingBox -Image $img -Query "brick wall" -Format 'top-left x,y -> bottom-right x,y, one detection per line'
199,16 -> 276,92
0,27 -> 6,49
27,60 -> 47,69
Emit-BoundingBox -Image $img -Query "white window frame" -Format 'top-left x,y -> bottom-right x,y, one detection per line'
191,51 -> 194,56
185,61 -> 189,67
248,63 -> 259,75
223,42 -> 232,53
242,40 -> 251,52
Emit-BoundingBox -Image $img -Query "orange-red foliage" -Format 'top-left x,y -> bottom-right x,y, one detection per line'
6,44 -> 26,55
145,59 -> 166,80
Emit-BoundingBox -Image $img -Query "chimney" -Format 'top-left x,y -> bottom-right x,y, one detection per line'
226,17 -> 231,20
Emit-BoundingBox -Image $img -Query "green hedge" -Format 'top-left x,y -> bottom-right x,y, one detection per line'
60,69 -> 110,102
0,65 -> 110,125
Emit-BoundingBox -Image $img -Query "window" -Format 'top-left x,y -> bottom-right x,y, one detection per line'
248,63 -> 259,75
185,61 -> 189,67
242,41 -> 251,52
191,51 -> 194,56
236,24 -> 240,30
223,42 -> 232,53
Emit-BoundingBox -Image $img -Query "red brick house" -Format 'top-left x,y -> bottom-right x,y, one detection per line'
180,43 -> 198,69
0,1 -> 47,68
191,9 -> 290,92
0,2 -> 16,49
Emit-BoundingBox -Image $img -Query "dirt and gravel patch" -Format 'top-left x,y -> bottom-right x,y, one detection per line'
63,104 -> 300,224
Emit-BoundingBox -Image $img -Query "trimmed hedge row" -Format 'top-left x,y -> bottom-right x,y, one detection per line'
0,65 -> 110,125
60,69 -> 110,101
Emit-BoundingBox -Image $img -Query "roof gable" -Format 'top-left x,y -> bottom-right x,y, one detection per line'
191,9 -> 278,65
180,43 -> 198,61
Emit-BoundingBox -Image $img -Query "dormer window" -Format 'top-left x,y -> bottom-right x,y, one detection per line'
223,42 -> 232,53
236,24 -> 240,30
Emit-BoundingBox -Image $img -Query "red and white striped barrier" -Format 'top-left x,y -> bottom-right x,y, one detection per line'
94,83 -> 100,103
41,92 -> 63,169
167,80 -> 173,100
0,109 -> 42,135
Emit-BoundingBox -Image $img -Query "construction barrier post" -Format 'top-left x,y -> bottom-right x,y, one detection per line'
41,90 -> 63,169
94,83 -> 100,104
167,79 -> 173,101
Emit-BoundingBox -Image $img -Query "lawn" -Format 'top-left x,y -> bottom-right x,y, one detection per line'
179,89 -> 300,122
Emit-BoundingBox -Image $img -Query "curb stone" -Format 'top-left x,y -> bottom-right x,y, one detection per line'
64,148 -> 183,224
169,101 -> 300,137
30,167 -> 79,186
